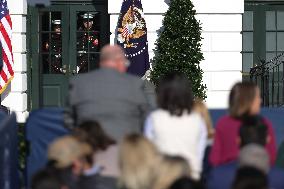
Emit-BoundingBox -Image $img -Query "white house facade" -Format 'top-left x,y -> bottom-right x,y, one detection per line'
109,0 -> 244,109
2,0 -> 245,122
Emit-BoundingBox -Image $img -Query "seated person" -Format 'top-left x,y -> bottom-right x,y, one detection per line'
72,121 -> 118,189
145,73 -> 207,180
32,167 -> 69,189
207,116 -> 284,189
169,176 -> 204,189
47,135 -> 93,189
209,82 -> 276,166
231,166 -> 268,189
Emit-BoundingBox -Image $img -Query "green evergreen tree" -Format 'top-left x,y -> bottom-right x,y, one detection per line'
150,0 -> 207,99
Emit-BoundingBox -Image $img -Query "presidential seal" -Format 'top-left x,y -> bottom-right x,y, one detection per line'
117,5 -> 147,49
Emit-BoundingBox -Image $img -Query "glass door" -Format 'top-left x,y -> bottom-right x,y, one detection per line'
28,3 -> 109,109
69,4 -> 109,75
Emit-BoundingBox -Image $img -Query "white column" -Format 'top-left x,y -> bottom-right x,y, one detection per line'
2,0 -> 28,122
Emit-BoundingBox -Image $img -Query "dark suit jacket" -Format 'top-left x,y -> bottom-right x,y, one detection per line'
66,68 -> 151,141
79,175 -> 117,189
207,161 -> 284,189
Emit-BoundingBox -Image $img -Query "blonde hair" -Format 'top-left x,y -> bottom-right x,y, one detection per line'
153,156 -> 191,189
194,98 -> 214,139
119,134 -> 161,189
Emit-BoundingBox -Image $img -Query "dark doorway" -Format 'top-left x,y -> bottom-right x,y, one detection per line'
27,1 -> 109,109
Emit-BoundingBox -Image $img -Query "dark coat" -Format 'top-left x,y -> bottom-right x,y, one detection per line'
207,161 -> 284,189
79,175 -> 117,189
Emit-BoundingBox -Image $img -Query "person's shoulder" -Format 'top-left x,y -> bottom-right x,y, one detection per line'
149,109 -> 169,118
123,73 -> 143,82
216,115 -> 238,126
122,73 -> 145,88
261,116 -> 273,127
71,70 -> 101,83
218,114 -> 233,121
189,111 -> 203,119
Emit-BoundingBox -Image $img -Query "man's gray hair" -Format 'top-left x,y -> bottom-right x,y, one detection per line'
239,144 -> 270,173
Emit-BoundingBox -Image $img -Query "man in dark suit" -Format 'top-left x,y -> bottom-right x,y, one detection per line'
65,45 -> 151,141
207,116 -> 284,189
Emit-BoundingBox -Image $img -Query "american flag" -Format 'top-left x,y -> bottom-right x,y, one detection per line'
122,25 -> 130,38
0,0 -> 13,94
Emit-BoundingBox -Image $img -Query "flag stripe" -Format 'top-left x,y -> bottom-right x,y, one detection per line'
0,77 -> 5,88
0,31 -> 13,69
0,22 -> 12,52
0,54 -> 7,81
0,0 -> 14,94
4,15 -> 12,30
2,17 -> 12,36
3,52 -> 13,76
2,60 -> 10,79
0,69 -> 7,83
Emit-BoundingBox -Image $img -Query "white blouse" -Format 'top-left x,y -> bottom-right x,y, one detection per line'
144,109 -> 207,180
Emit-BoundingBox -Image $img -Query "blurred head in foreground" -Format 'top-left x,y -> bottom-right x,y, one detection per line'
119,134 -> 161,189
231,166 -> 268,189
153,155 -> 192,189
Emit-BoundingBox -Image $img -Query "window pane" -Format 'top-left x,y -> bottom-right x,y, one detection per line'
77,52 -> 88,73
243,32 -> 253,51
277,11 -> 284,30
76,12 -> 101,74
243,11 -> 253,31
277,32 -> 284,51
243,53 -> 253,73
89,53 -> 100,70
266,11 -> 276,30
76,53 -> 100,73
41,33 -> 49,52
39,11 -> 62,75
50,33 -> 62,53
50,54 -> 62,74
266,52 -> 276,62
42,54 -> 50,74
266,32 -> 276,51
41,12 -> 50,31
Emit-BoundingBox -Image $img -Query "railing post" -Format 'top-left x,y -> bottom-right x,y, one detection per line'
250,55 -> 284,107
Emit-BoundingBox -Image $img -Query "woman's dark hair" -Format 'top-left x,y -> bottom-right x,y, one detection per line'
229,82 -> 258,118
170,176 -> 204,189
231,166 -> 268,189
239,115 -> 268,147
44,161 -> 78,189
31,167 -> 67,189
156,72 -> 193,116
73,121 -> 116,152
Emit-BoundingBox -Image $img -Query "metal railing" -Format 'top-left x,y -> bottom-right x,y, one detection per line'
250,53 -> 284,107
